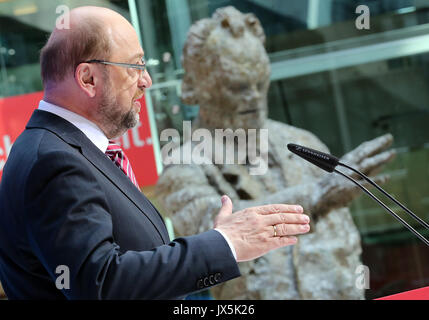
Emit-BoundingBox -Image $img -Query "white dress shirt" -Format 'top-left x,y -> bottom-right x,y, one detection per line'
38,100 -> 109,153
37,100 -> 237,261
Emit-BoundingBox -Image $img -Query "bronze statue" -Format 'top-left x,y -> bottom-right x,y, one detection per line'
156,6 -> 394,299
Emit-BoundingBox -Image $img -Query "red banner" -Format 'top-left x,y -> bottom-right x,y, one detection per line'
376,286 -> 429,300
0,91 -> 158,186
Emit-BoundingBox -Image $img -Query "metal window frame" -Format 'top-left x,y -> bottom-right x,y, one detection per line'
270,31 -> 429,81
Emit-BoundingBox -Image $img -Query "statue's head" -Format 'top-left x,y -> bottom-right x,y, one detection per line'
182,6 -> 270,130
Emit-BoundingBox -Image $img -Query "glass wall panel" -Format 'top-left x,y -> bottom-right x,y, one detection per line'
273,50 -> 429,298
135,0 -> 429,299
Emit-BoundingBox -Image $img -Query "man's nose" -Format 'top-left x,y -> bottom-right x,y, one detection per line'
138,69 -> 152,89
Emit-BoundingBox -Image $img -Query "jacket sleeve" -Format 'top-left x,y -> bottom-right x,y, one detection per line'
23,149 -> 240,299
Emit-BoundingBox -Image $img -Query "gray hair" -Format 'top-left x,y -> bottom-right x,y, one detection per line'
40,17 -> 111,88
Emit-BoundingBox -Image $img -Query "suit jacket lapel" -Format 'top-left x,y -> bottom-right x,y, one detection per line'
26,110 -> 170,244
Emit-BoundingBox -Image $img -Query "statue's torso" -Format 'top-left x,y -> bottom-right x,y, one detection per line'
157,119 -> 364,299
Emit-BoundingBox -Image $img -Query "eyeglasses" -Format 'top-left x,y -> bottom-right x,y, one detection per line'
84,58 -> 146,74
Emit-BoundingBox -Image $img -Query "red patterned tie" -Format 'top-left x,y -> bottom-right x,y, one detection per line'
105,140 -> 139,189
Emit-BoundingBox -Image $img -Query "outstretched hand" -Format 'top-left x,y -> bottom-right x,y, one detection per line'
214,195 -> 310,262
340,133 -> 395,177
312,133 -> 395,217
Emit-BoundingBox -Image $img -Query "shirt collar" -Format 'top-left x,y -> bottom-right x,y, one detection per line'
38,100 -> 109,153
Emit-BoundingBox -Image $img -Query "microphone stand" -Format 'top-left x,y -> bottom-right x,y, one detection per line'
335,162 -> 429,247
287,142 -> 429,247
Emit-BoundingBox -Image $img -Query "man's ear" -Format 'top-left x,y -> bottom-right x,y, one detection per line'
75,63 -> 98,98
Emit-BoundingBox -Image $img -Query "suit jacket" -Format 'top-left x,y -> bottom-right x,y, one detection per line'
0,110 -> 240,299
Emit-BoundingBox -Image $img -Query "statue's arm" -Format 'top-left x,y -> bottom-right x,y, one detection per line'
156,165 -> 226,236
157,133 -> 394,233
237,134 -> 395,221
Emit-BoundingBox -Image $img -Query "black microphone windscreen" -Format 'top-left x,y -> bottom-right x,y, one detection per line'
287,143 -> 339,173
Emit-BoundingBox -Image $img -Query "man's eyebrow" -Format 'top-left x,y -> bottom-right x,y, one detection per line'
128,52 -> 145,62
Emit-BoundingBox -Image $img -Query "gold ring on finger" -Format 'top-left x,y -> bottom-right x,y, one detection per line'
273,225 -> 277,237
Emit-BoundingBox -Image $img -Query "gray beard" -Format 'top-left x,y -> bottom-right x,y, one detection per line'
98,80 -> 139,138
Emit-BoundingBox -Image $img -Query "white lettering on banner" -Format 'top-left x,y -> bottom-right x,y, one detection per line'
3,135 -> 12,157
0,135 -> 13,172
0,125 -> 154,173
131,122 -> 145,147
121,131 -> 131,150
114,122 -> 153,150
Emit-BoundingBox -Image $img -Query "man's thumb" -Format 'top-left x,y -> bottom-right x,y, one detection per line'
218,195 -> 233,218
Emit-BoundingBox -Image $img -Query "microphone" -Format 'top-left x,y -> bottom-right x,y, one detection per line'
287,143 -> 429,247
287,143 -> 339,172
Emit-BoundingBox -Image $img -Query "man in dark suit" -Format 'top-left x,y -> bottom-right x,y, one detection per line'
0,6 -> 310,299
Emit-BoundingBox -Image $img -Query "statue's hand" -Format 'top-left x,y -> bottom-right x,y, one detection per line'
340,133 -> 395,176
312,134 -> 396,218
